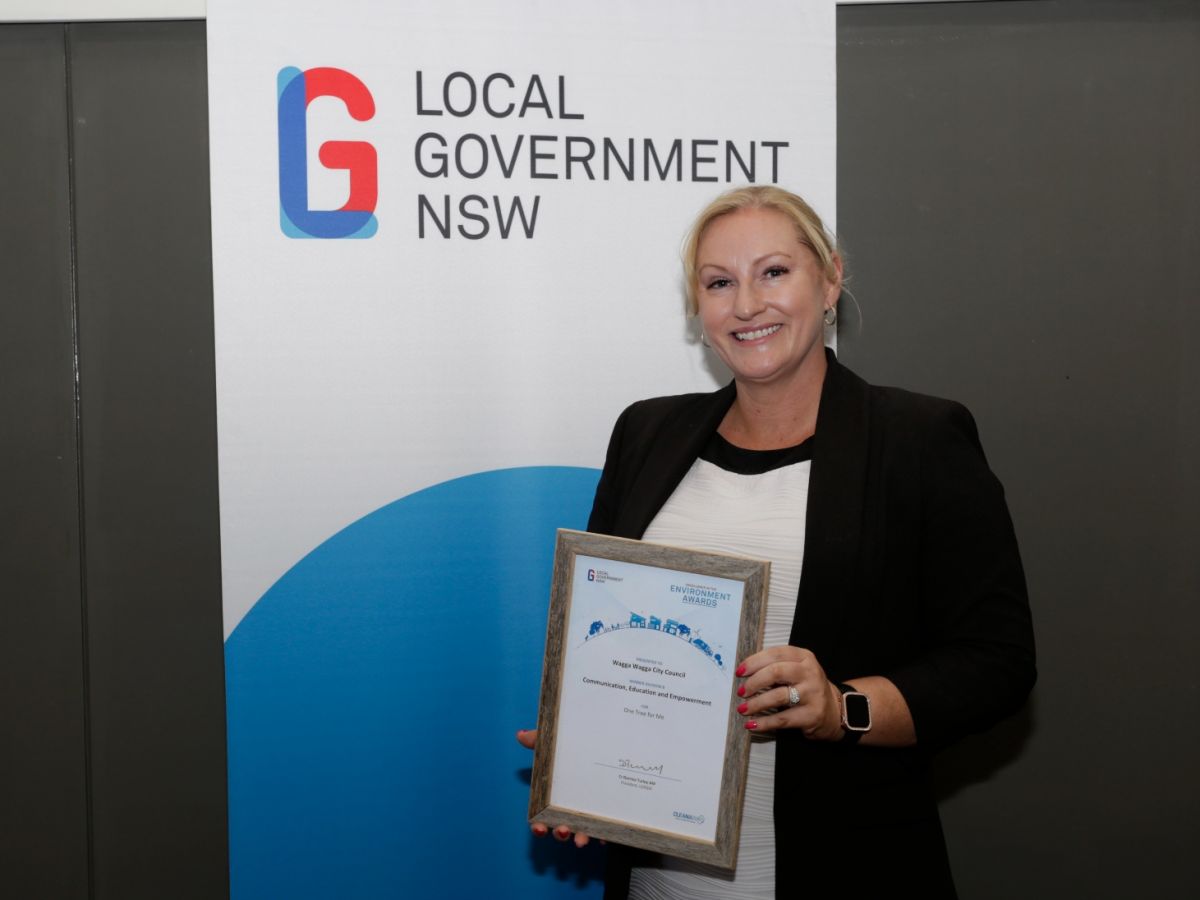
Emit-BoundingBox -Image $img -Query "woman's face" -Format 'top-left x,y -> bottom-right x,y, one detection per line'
696,207 -> 840,390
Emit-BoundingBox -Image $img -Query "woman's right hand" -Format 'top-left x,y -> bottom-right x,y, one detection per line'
516,728 -> 595,848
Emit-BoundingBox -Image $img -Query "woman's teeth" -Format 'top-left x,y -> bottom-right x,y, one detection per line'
734,324 -> 782,341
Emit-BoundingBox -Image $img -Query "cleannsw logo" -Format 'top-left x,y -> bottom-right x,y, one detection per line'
672,811 -> 705,826
277,66 -> 378,239
587,569 -> 596,582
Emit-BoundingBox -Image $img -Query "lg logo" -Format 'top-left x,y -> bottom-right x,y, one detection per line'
277,66 -> 378,239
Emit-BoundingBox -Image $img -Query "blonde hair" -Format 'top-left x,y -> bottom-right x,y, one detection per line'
682,185 -> 840,315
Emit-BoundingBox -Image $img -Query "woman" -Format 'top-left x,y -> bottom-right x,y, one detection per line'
519,186 -> 1035,898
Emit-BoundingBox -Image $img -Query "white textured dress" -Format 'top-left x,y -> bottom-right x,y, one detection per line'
629,433 -> 812,900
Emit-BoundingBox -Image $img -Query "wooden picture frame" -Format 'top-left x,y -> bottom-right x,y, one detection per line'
529,529 -> 769,869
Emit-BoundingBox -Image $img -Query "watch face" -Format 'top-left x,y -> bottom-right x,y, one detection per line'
844,692 -> 871,731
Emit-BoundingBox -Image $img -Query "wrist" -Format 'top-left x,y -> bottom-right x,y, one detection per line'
821,681 -> 846,741
835,682 -> 872,743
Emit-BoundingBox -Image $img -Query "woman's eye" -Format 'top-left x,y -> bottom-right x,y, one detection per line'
706,277 -> 732,290
764,266 -> 789,279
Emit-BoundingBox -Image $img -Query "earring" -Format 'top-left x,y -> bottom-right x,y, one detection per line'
700,331 -> 711,348
823,306 -> 838,327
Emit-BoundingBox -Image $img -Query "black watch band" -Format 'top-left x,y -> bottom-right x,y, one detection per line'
835,682 -> 871,744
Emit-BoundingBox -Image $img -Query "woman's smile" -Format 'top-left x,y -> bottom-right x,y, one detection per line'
733,323 -> 783,342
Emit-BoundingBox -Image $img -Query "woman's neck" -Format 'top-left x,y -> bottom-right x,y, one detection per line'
719,354 -> 827,450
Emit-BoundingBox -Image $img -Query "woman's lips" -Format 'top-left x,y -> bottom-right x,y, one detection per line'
733,324 -> 782,342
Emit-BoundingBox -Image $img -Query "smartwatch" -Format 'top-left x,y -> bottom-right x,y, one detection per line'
836,683 -> 871,743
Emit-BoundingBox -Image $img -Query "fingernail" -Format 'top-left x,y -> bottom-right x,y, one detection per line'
735,664 -> 746,677
737,685 -> 746,697
555,826 -> 570,838
745,720 -> 758,730
737,702 -> 749,714
533,824 -> 547,836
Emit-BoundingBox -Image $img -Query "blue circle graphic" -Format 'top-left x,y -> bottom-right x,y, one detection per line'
226,466 -> 605,898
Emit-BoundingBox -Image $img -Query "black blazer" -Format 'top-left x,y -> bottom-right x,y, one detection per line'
591,351 -> 1035,898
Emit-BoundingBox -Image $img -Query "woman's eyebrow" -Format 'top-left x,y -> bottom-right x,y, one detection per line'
752,252 -> 794,265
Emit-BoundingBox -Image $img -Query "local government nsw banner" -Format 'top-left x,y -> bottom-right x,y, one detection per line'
207,1 -> 835,895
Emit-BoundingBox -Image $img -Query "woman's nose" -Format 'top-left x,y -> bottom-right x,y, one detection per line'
734,283 -> 765,319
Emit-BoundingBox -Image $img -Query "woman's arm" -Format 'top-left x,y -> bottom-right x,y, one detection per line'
735,647 -> 916,746
882,400 -> 1036,749
739,400 -> 1034,749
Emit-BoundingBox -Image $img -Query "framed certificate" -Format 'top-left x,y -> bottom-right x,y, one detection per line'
529,529 -> 769,869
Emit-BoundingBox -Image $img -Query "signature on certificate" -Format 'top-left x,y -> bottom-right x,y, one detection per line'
618,758 -> 665,775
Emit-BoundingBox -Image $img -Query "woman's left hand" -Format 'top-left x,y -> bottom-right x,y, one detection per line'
735,646 -> 843,740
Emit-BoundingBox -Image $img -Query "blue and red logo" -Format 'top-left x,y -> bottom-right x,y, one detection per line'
277,66 -> 378,239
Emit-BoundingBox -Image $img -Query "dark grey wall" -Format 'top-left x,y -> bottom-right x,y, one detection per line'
1,21 -> 228,900
1,3 -> 1196,898
837,2 -> 1199,897
1,23 -> 90,898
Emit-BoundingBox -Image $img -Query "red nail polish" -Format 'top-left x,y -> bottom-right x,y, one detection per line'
737,702 -> 748,714
745,720 -> 758,730
737,685 -> 746,697
735,664 -> 746,677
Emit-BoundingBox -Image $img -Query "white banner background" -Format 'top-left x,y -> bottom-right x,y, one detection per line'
209,1 -> 834,895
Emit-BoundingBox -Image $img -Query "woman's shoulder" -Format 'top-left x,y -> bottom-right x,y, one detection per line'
827,352 -> 979,445
854,381 -> 1000,487
865,382 -> 983,450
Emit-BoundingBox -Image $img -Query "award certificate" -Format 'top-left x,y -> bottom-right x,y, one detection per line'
529,530 -> 768,868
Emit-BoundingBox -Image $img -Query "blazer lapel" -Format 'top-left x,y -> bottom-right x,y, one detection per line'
790,351 -> 871,665
613,383 -> 735,539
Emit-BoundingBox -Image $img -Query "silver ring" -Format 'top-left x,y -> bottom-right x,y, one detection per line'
787,685 -> 801,707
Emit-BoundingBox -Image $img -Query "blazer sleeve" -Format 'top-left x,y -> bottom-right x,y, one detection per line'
586,402 -> 633,536
882,400 -> 1037,750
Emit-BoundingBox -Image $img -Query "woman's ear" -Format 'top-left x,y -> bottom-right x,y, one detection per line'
827,253 -> 844,304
